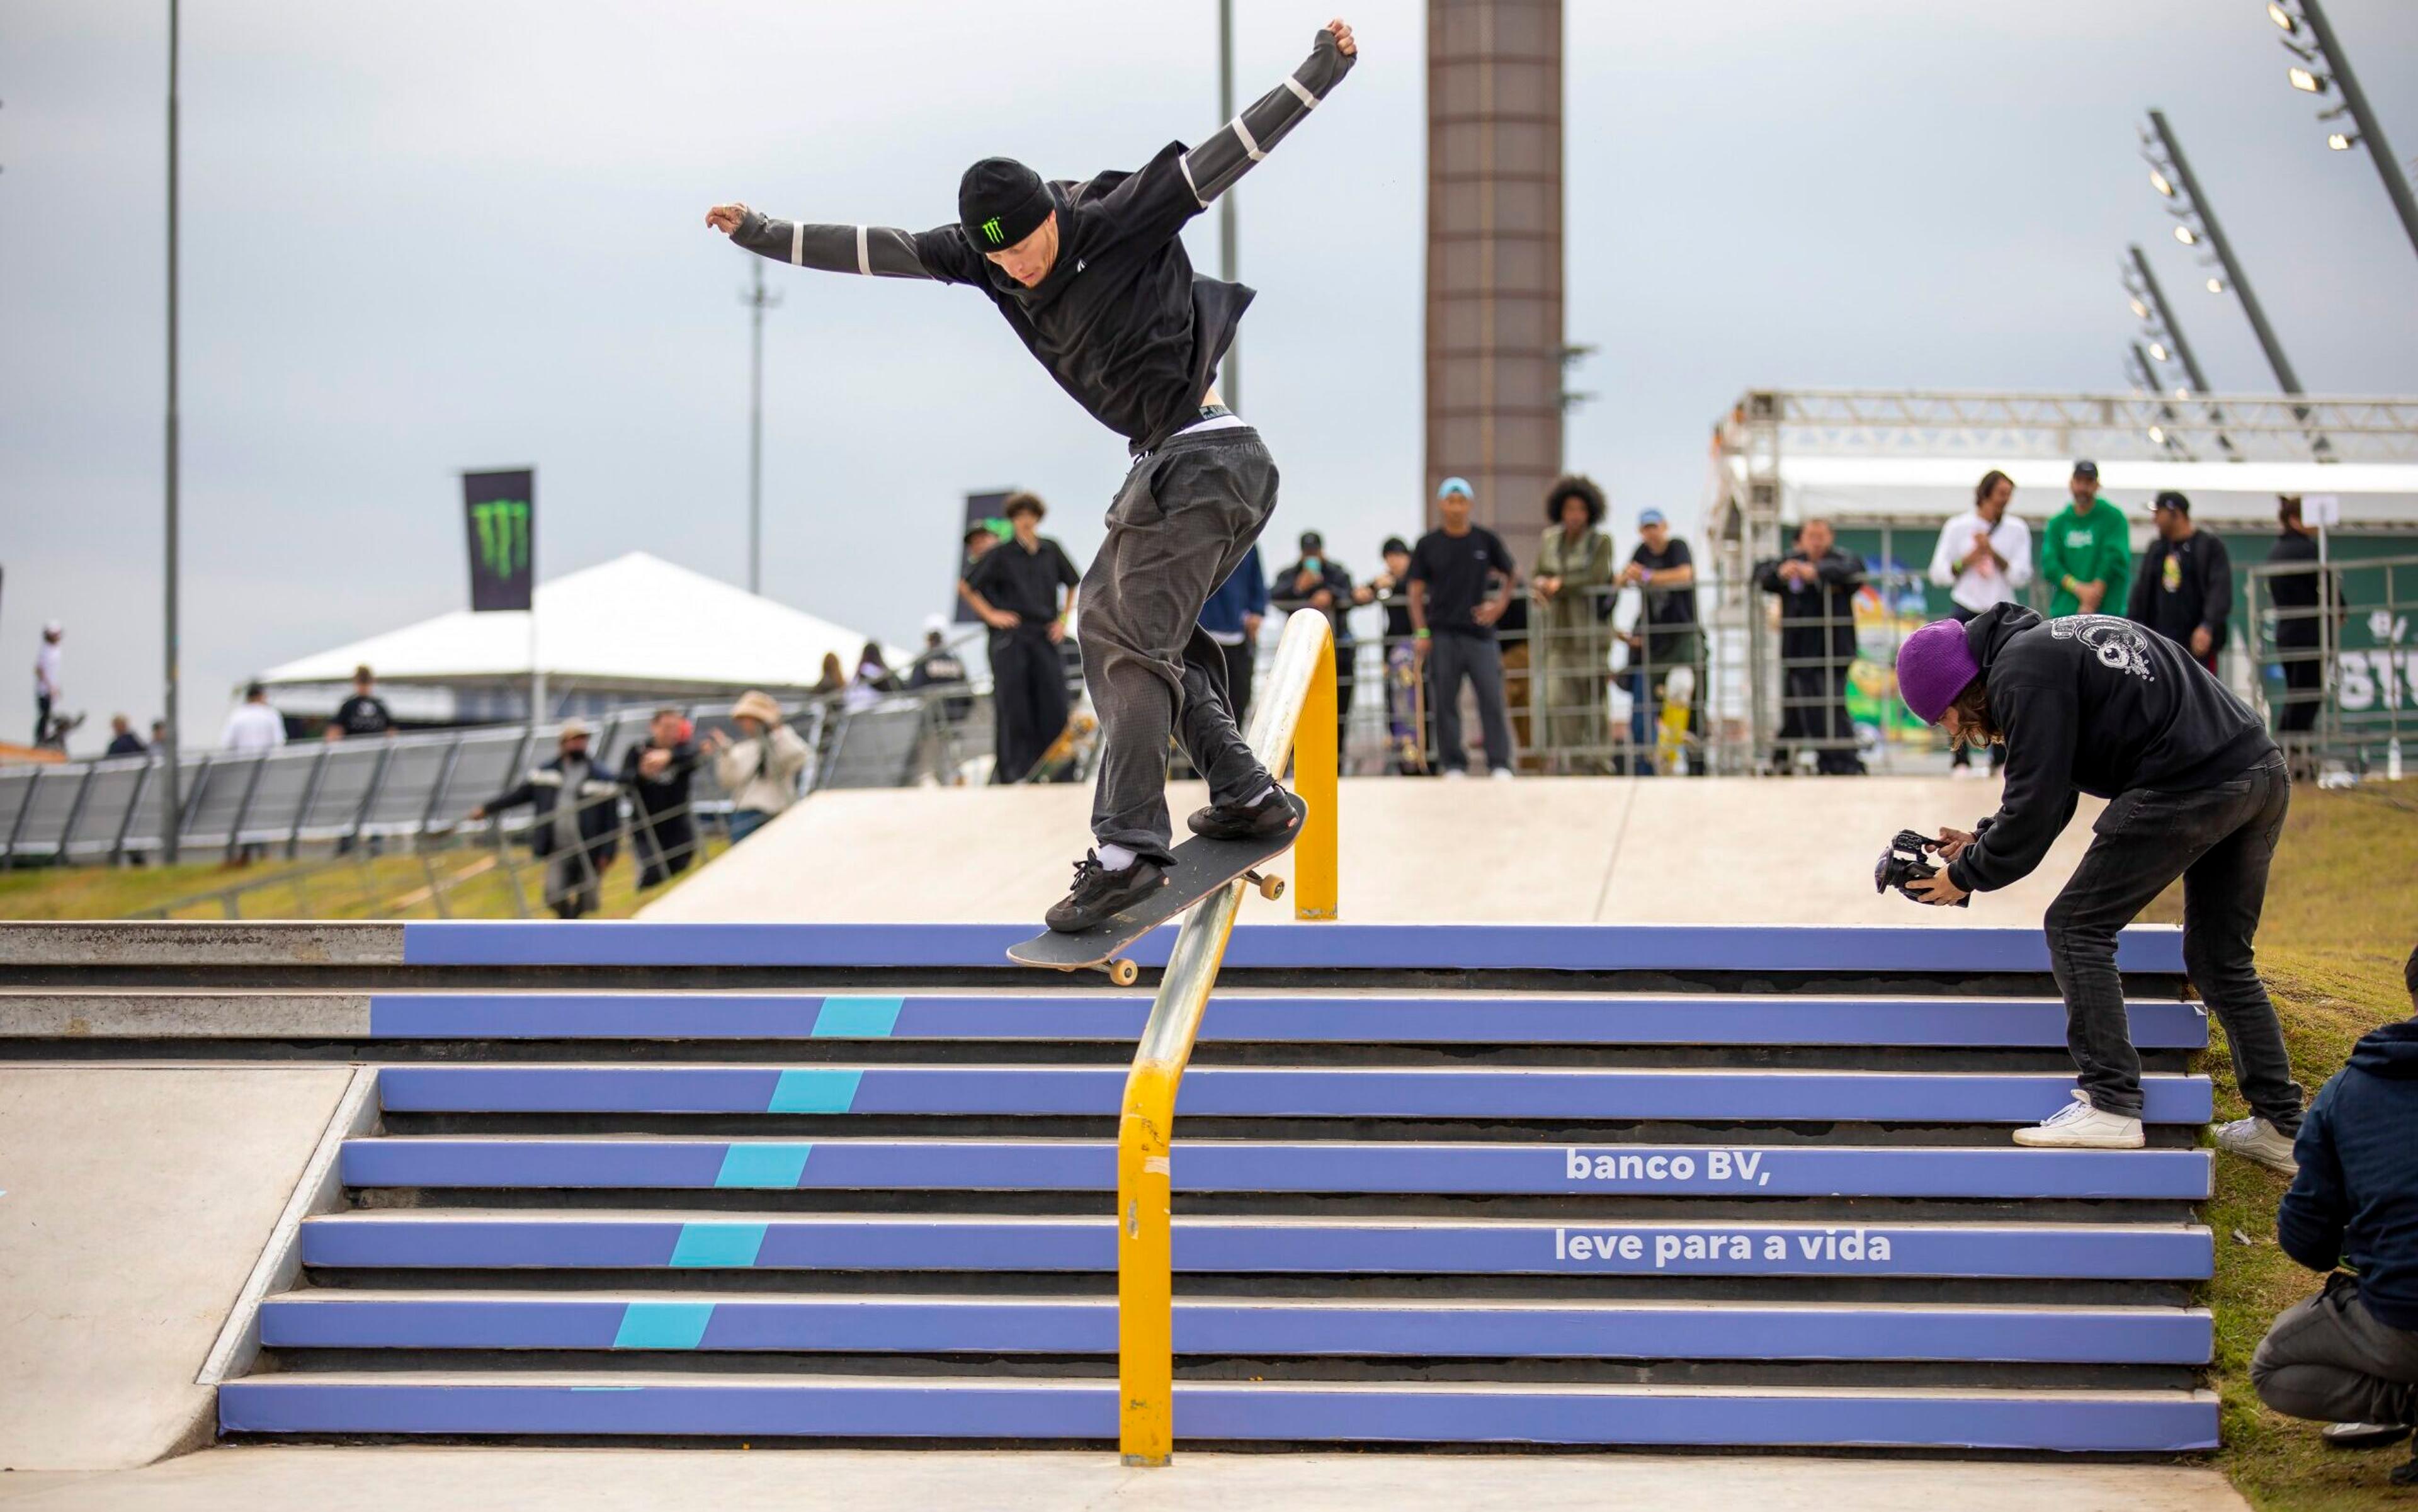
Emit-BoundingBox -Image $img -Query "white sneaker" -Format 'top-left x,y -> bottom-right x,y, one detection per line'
1441,768 -> 1468,781
2012,1088 -> 2145,1149
1950,764 -> 1980,782
2213,1115 -> 2300,1176
1489,766 -> 1515,781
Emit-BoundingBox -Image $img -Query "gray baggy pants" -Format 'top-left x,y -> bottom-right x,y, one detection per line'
2252,1272 -> 2418,1428
1079,425 -> 1279,865
1429,632 -> 1514,774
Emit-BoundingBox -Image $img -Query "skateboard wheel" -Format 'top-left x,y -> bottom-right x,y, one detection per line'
1108,958 -> 1140,987
1257,874 -> 1286,902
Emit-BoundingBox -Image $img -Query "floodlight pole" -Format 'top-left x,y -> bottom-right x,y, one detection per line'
741,259 -> 780,596
2148,110 -> 2304,396
2298,0 -> 2418,263
162,0 -> 183,862
1217,0 -> 1239,412
2126,245 -> 2213,394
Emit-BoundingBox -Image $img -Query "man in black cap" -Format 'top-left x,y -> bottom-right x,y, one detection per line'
707,19 -> 1359,931
2127,491 -> 2233,673
1271,530 -> 1356,753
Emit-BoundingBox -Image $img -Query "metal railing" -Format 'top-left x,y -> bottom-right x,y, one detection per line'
2244,550 -> 2413,777
1116,606 -> 1337,1467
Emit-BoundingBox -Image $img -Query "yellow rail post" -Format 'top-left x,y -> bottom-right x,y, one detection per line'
1117,608 -> 1336,1465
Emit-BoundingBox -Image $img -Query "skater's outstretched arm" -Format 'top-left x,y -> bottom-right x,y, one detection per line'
1177,19 -> 1358,209
705,203 -> 983,285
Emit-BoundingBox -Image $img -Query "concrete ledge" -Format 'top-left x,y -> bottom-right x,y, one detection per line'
0,923 -> 402,968
0,994 -> 370,1039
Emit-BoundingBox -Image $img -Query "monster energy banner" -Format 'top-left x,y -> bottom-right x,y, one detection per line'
462,469 -> 535,612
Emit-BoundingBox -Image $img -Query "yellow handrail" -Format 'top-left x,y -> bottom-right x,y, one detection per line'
1116,606 -> 1337,1465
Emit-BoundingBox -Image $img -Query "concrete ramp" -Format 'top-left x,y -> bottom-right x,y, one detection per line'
0,1067 -> 351,1470
645,776 -> 2105,926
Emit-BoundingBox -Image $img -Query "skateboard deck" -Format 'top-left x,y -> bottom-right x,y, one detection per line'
1006,794 -> 1307,985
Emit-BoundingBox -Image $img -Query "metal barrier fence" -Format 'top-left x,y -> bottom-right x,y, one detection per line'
0,677 -> 1022,869
2244,550 -> 2415,777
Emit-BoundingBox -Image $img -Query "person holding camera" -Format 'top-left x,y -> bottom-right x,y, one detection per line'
1892,605 -> 2302,1166
1271,531 -> 1356,755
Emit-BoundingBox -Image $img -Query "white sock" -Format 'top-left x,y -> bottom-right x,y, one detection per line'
1097,843 -> 1138,872
1249,784 -> 1278,805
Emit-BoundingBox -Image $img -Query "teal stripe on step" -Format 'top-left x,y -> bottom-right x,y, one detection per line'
614,1301 -> 715,1351
713,1144 -> 814,1188
767,1070 -> 863,1115
810,996 -> 903,1038
668,1222 -> 768,1268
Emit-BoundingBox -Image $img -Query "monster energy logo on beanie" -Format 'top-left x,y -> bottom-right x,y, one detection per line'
959,157 -> 1052,254
462,468 -> 535,612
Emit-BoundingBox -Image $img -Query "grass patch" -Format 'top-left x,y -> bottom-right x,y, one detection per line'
2141,783 -> 2417,1510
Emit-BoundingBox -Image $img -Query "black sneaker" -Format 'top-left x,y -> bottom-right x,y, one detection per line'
1187,787 -> 1303,842
1044,851 -> 1169,933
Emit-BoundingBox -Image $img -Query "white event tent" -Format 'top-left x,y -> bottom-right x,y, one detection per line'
257,552 -> 900,725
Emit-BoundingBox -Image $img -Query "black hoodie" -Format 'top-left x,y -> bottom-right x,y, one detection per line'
2278,1019 -> 2418,1330
1946,605 -> 2277,893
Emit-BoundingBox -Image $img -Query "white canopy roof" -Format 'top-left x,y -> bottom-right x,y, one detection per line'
1729,456 -> 2418,528
259,552 -> 896,693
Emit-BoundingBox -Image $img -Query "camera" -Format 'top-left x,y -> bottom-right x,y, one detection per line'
1875,829 -> 1967,907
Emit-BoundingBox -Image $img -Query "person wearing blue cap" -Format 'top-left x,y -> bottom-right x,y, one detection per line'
1409,477 -> 1518,777
706,21 -> 1361,932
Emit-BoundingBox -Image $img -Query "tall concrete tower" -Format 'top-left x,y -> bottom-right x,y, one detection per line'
1424,0 -> 1564,533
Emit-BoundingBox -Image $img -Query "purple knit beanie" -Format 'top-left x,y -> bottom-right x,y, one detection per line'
1896,618 -> 1982,724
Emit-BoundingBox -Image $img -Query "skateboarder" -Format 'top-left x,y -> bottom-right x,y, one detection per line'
708,18 -> 1358,931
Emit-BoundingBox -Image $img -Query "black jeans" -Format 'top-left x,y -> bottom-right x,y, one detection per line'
2254,1272 -> 2418,1428
2044,753 -> 2303,1127
989,625 -> 1070,785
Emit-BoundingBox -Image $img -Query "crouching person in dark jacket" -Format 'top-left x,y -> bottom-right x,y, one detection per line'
469,719 -> 620,919
1892,607 -> 2303,1161
2251,948 -> 2418,1486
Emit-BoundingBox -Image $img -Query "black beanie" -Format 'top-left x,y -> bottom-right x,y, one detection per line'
959,159 -> 1053,252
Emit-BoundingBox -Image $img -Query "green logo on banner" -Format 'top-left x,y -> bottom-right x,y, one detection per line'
981,217 -> 1004,245
472,498 -> 531,579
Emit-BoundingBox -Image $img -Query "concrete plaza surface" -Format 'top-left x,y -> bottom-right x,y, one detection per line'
0,1067 -> 351,1470
645,775 -> 2103,927
0,1446 -> 2249,1511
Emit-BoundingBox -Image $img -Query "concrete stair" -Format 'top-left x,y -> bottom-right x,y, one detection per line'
0,920 -> 2221,1453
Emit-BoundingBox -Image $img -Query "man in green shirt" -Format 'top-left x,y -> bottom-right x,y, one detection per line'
2041,460 -> 2132,618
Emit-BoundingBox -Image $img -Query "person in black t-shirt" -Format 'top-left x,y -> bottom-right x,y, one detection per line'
962,493 -> 1082,786
2264,495 -> 2342,751
1408,478 -> 1518,777
1616,510 -> 1701,775
1755,518 -> 1866,775
709,21 -> 1359,933
2127,492 -> 2232,673
327,665 -> 394,741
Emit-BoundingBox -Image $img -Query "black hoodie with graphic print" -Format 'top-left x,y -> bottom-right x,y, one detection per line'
2278,1018 -> 2418,1329
1944,604 -> 2277,894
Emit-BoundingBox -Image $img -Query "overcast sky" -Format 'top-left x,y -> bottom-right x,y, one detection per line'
5,0 -> 2416,747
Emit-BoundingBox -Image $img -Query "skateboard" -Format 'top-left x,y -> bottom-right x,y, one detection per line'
1006,793 -> 1307,986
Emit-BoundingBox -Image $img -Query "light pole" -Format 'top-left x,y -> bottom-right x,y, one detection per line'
2143,108 -> 2327,454
2126,342 -> 2194,458
2269,0 -> 2418,264
1217,0 -> 1239,411
2123,243 -> 2234,454
162,0 -> 182,862
741,260 -> 780,596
